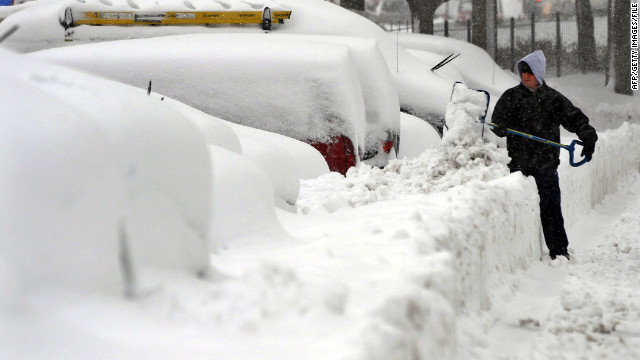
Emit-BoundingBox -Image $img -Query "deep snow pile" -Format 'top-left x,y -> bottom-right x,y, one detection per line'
560,121 -> 640,228
3,60 -> 640,359
297,84 -> 509,214
0,48 -> 213,298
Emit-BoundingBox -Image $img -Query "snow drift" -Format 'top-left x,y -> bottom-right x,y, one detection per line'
0,48 -> 213,296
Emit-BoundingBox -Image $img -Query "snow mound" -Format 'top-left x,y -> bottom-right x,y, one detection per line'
209,145 -> 290,248
560,122 -> 640,228
397,112 -> 441,159
298,83 -> 509,214
0,49 -> 212,296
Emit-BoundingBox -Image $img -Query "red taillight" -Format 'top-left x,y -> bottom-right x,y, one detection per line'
309,135 -> 357,175
383,140 -> 394,154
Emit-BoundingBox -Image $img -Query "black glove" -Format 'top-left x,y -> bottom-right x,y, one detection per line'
580,140 -> 595,162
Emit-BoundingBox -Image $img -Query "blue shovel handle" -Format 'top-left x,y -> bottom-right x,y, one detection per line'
486,122 -> 589,167
567,139 -> 589,167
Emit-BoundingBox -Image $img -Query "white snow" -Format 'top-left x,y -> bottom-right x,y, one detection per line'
0,0 -> 457,132
28,34 -> 368,153
397,112 -> 441,159
2,0 -> 640,359
28,32 -> 405,165
397,32 -> 519,118
0,47 -> 214,299
155,95 -> 329,208
208,145 -> 291,248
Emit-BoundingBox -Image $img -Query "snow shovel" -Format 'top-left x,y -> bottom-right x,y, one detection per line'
485,122 -> 589,167
446,82 -> 490,135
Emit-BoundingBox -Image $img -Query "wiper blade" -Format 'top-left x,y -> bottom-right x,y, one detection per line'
431,53 -> 460,71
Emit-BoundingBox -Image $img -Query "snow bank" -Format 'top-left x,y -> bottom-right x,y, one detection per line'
291,88 -> 640,358
234,133 -> 300,209
228,122 -> 329,180
397,112 -> 441,159
204,173 -> 540,360
153,96 -> 329,207
296,83 -> 542,317
560,122 -> 640,228
0,68 -> 125,295
208,145 -> 290,248
0,49 -> 212,295
166,97 -> 243,154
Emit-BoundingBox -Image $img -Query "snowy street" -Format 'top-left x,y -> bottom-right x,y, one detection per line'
476,174 -> 640,359
280,174 -> 640,359
2,0 -> 640,358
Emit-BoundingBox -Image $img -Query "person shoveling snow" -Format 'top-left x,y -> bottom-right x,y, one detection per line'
490,50 -> 598,261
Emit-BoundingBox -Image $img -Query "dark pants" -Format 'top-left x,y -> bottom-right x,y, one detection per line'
511,168 -> 569,256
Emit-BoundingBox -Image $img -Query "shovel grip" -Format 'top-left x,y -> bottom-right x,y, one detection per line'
568,140 -> 588,167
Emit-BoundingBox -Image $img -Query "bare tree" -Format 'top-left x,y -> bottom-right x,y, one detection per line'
404,0 -> 448,34
341,0 -> 365,11
613,0 -> 632,95
575,0 -> 598,72
472,0 -> 487,50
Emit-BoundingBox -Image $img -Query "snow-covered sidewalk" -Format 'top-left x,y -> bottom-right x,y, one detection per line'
475,173 -> 640,359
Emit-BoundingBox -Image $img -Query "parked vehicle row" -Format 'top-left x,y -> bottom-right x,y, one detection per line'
30,33 -> 401,175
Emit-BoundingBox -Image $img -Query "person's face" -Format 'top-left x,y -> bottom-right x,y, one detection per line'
521,71 -> 539,91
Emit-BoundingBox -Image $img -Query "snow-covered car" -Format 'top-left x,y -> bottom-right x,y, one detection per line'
30,33 -> 400,174
1,48 -> 213,295
397,33 -> 518,111
1,0 -> 453,143
1,47 -> 308,288
269,34 -> 401,167
164,96 -> 331,210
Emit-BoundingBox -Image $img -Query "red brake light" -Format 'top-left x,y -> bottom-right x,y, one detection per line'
383,140 -> 394,154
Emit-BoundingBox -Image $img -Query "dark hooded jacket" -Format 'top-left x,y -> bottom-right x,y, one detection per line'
491,50 -> 597,170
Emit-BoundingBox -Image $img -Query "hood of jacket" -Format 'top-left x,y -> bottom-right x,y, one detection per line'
516,50 -> 546,87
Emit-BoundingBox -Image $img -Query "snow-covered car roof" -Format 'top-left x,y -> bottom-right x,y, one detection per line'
265,34 -> 401,161
397,32 -> 518,98
0,0 -> 455,132
29,33 -> 369,153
